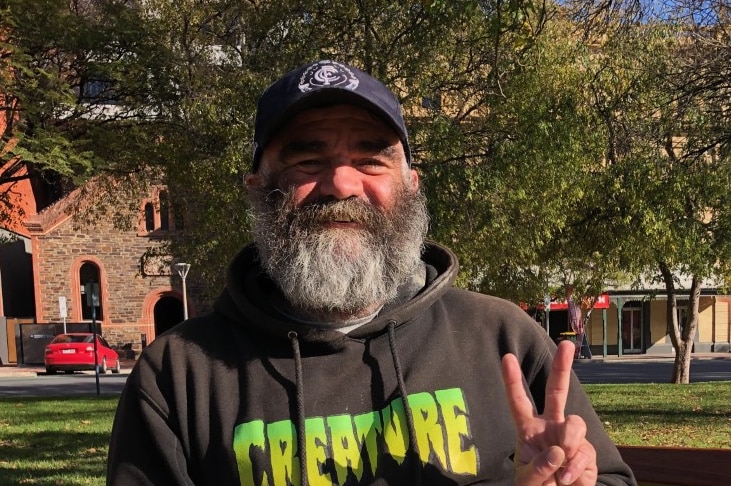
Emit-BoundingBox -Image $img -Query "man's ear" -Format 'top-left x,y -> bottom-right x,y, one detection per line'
244,173 -> 264,188
409,169 -> 419,191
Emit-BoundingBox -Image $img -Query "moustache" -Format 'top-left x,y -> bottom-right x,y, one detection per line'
289,198 -> 386,228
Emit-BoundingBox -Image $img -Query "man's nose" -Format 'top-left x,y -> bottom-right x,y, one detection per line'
319,164 -> 363,200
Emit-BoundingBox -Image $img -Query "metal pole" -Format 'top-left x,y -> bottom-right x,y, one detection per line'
182,275 -> 188,320
174,263 -> 191,321
59,296 -> 68,334
602,308 -> 608,357
91,297 -> 100,396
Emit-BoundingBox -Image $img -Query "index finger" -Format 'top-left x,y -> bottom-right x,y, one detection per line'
544,339 -> 575,421
501,352 -> 537,427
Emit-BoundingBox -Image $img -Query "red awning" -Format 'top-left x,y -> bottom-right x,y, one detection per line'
533,293 -> 610,311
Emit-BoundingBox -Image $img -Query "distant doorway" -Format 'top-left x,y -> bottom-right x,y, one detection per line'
154,296 -> 184,336
547,310 -> 569,343
621,303 -> 643,353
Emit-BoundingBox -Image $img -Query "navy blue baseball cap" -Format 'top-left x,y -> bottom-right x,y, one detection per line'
252,60 -> 411,171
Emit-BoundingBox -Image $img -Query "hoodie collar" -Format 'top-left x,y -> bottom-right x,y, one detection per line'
213,241 -> 459,350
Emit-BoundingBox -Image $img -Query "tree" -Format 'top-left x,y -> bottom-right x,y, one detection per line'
569,6 -> 731,383
9,0 -> 729,385
0,0 -> 178,226
127,0 -> 565,304
116,0 -> 636,308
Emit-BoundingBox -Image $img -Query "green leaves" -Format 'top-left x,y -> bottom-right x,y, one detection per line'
4,0 -> 730,314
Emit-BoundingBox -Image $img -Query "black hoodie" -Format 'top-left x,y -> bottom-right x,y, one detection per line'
107,242 -> 636,485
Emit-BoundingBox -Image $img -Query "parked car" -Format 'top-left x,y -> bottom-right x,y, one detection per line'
44,333 -> 121,374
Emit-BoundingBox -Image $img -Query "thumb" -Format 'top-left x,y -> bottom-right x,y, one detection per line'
519,446 -> 565,485
544,446 -> 566,472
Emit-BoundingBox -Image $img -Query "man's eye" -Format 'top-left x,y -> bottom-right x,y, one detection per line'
358,159 -> 389,171
294,160 -> 323,170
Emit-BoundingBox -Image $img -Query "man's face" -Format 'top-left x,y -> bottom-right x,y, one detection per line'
248,104 -> 419,212
246,105 -> 428,322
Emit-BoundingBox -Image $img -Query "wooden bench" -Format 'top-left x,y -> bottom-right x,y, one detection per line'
617,445 -> 731,486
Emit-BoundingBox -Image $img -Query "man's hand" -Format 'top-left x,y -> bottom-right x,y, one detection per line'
501,340 -> 598,485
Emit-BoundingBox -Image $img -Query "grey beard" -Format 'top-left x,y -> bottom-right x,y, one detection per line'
247,185 -> 429,322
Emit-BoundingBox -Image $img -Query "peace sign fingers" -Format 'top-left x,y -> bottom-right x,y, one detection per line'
501,339 -> 598,485
501,339 -> 576,429
501,350 -> 539,428
543,339 -> 576,422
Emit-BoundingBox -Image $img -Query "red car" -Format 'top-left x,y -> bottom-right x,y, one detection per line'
44,333 -> 121,374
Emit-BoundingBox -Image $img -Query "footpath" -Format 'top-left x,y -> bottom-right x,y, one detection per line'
0,358 -> 137,378
1,354 -> 729,378
577,351 -> 731,363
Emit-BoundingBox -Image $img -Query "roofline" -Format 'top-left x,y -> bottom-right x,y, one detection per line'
605,288 -> 722,298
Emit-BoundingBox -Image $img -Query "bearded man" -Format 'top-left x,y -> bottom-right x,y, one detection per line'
108,60 -> 636,486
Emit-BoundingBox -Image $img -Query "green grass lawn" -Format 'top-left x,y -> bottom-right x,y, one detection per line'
0,396 -> 118,485
585,382 -> 731,448
0,383 -> 730,485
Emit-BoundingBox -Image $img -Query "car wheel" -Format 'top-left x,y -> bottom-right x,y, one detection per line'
100,357 -> 108,374
46,367 -> 56,375
112,359 -> 121,374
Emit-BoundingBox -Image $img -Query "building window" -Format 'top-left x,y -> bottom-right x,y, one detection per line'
421,92 -> 442,111
140,188 -> 184,234
79,262 -> 103,320
144,203 -> 155,231
159,191 -> 170,230
174,206 -> 185,231
676,301 -> 689,336
79,78 -> 118,104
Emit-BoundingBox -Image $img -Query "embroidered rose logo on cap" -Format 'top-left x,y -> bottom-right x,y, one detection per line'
298,61 -> 360,92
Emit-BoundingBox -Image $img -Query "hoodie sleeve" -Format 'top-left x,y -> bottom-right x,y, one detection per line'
106,364 -> 194,486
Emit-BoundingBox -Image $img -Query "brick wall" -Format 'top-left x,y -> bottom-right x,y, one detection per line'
27,186 -> 195,358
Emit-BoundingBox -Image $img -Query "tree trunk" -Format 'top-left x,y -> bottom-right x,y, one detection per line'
659,262 -> 701,384
672,340 -> 694,384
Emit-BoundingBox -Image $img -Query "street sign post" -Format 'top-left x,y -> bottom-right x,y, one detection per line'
59,296 -> 67,334
543,295 -> 551,335
85,283 -> 101,395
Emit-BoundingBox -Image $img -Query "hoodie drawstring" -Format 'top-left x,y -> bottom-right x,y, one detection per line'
289,331 -> 308,486
387,320 -> 423,486
288,324 -> 422,486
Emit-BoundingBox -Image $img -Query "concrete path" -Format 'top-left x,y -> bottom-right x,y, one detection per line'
2,354 -> 729,380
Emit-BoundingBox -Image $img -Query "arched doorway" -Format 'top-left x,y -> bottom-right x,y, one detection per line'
79,262 -> 103,319
154,296 -> 184,336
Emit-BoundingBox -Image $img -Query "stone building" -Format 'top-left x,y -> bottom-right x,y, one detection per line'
18,182 -> 192,361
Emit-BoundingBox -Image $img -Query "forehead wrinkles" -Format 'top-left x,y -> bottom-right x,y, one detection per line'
276,137 -> 400,161
257,104 -> 410,173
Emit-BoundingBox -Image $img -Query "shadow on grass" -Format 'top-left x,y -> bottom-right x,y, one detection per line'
0,430 -> 108,485
595,408 -> 731,420
0,397 -> 117,485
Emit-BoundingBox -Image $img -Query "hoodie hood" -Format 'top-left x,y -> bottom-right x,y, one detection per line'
110,240 -> 637,486
213,241 -> 459,351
